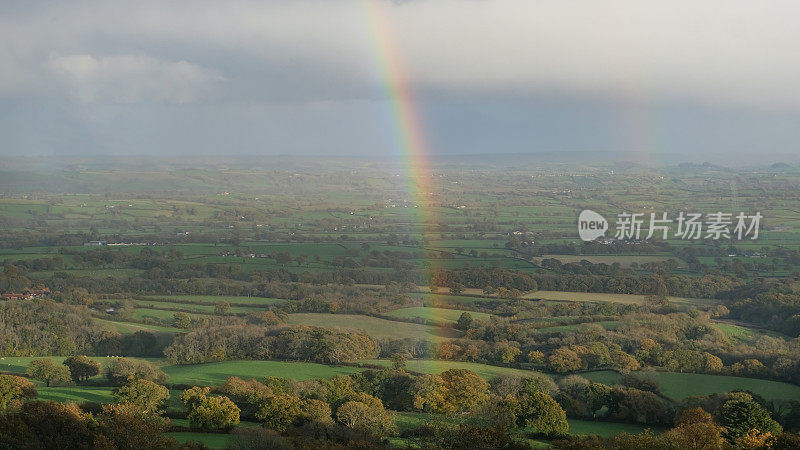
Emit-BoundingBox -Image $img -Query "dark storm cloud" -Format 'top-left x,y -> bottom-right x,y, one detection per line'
2,0 -> 800,158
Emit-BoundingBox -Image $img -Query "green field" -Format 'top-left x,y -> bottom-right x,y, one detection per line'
286,313 -> 461,341
141,295 -> 286,306
385,306 -> 493,323
132,307 -> 209,323
96,318 -> 182,335
712,321 -> 788,343
133,299 -> 257,315
365,359 -> 538,379
581,370 -> 800,402
161,360 -> 366,385
532,254 -> 681,267
522,290 -> 708,306
565,419 -> 663,437
0,356 -> 158,377
167,432 -> 231,449
38,386 -> 116,404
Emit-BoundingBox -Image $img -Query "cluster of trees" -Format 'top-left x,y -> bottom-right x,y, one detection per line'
164,325 -> 380,365
0,375 -> 37,411
553,405 -> 798,449
726,288 -> 800,337
0,400 -> 197,449
210,367 -> 569,442
0,299 -> 168,357
0,299 -> 103,356
431,267 -> 741,299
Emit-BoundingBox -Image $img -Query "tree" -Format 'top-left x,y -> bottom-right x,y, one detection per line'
549,347 -> 583,373
105,358 -> 168,385
441,369 -> 489,413
228,427 -> 293,450
702,352 -> 724,374
95,402 -> 178,450
449,283 -> 465,295
26,359 -> 72,387
390,353 -> 407,370
173,312 -> 192,329
114,379 -> 170,414
455,312 -> 474,331
0,401 -> 95,449
336,400 -> 396,439
517,391 -> 569,436
528,350 -> 545,365
501,346 -> 522,364
182,387 -> 240,431
255,393 -> 303,432
0,375 -> 37,411
299,399 -> 332,424
214,301 -> 231,315
659,407 -> 727,450
410,374 -> 452,414
63,355 -> 101,382
718,396 -> 782,443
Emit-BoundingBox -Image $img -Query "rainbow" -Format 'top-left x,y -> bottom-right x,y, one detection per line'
361,0 -> 440,281
360,1 -> 455,357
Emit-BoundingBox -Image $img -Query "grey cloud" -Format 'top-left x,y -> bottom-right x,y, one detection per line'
2,0 -> 800,158
45,54 -> 223,104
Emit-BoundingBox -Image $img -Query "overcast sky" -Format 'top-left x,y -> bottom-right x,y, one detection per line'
2,0 -> 800,160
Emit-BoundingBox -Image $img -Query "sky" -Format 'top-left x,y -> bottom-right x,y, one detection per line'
2,0 -> 800,161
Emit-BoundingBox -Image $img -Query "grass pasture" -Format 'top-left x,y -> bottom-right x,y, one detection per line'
37,386 -> 116,404
364,359 -> 538,379
385,307 -> 493,323
0,356 -> 158,377
161,360 -> 366,385
132,308 -> 209,323
141,295 -> 286,306
167,432 -> 231,449
532,254 -> 681,267
523,290 -> 708,306
581,370 -> 800,402
712,321 -> 788,343
566,419 -> 663,437
286,313 -> 461,341
95,318 -> 182,335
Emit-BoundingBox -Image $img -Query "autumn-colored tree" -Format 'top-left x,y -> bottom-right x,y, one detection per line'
114,378 -> 170,414
173,312 -> 192,329
500,346 -> 522,364
441,369 -> 490,412
26,359 -> 72,387
0,375 -> 37,411
96,402 -> 177,450
410,374 -> 452,414
336,400 -> 396,439
702,352 -> 724,374
528,350 -> 545,365
182,386 -> 241,430
256,393 -> 303,432
390,353 -> 407,370
299,398 -> 332,424
436,342 -> 463,360
659,407 -> 727,450
105,358 -> 168,385
549,347 -> 583,373
214,301 -> 231,315
517,391 -> 569,436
